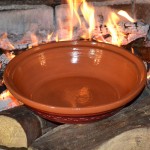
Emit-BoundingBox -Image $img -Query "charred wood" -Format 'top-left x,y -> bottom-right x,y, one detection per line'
56,5 -> 149,46
0,4 -> 148,50
92,22 -> 149,45
123,37 -> 150,62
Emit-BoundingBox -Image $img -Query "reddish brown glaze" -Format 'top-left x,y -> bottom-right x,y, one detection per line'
4,41 -> 146,123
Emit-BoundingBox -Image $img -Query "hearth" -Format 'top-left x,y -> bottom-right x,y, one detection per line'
0,0 -> 150,149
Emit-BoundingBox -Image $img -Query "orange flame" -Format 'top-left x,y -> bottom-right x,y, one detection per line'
0,90 -> 9,100
131,47 -> 135,54
118,10 -> 135,22
66,1 -> 73,40
0,1 -> 137,50
5,51 -> 15,60
57,0 -> 82,41
45,1 -> 135,46
0,1 -> 142,111
47,32 -> 53,42
0,90 -> 21,110
0,33 -> 15,50
55,33 -> 59,42
30,33 -> 38,47
106,12 -> 121,46
80,0 -> 95,40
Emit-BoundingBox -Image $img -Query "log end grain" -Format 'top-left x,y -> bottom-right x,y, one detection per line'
0,115 -> 27,148
97,128 -> 150,150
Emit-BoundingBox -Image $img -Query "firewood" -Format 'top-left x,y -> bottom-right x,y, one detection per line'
29,88 -> 150,150
92,22 -> 149,45
0,2 -> 149,50
55,4 -> 149,45
0,105 -> 58,148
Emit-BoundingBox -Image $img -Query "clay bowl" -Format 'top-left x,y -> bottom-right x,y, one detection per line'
4,41 -> 146,123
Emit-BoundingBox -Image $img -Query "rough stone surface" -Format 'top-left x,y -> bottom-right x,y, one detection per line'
0,5 -> 53,35
135,4 -> 150,24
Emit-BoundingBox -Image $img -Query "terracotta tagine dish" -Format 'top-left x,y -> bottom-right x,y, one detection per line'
4,41 -> 146,123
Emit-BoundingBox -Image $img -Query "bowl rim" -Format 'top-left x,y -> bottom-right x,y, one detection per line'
4,41 -> 147,115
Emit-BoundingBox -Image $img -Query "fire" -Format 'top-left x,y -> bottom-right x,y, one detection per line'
53,0 -> 135,46
0,1 -> 147,111
0,90 -> 11,100
0,33 -> 15,50
47,32 -> 53,42
131,47 -> 135,54
30,33 -> 39,47
5,51 -> 15,60
106,12 -> 122,46
0,1 -> 137,48
80,0 -> 95,40
55,0 -> 96,41
66,0 -> 75,40
118,10 -> 135,22
147,74 -> 150,80
55,33 -> 59,42
0,90 -> 21,111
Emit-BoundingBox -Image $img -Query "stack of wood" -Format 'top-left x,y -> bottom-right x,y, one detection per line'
0,105 -> 58,149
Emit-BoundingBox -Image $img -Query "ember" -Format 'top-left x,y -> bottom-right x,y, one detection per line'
0,90 -> 21,111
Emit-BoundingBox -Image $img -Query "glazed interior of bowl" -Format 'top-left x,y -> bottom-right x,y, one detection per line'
4,41 -> 146,115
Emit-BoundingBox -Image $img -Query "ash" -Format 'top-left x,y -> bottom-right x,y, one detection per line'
0,54 -> 10,72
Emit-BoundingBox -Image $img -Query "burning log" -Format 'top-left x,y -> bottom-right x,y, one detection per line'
0,2 -> 149,50
0,90 -> 21,111
92,21 -> 149,45
29,88 -> 150,150
0,105 -> 58,148
55,4 -> 149,45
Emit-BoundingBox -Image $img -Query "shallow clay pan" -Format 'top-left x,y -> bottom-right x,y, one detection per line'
4,41 -> 146,123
